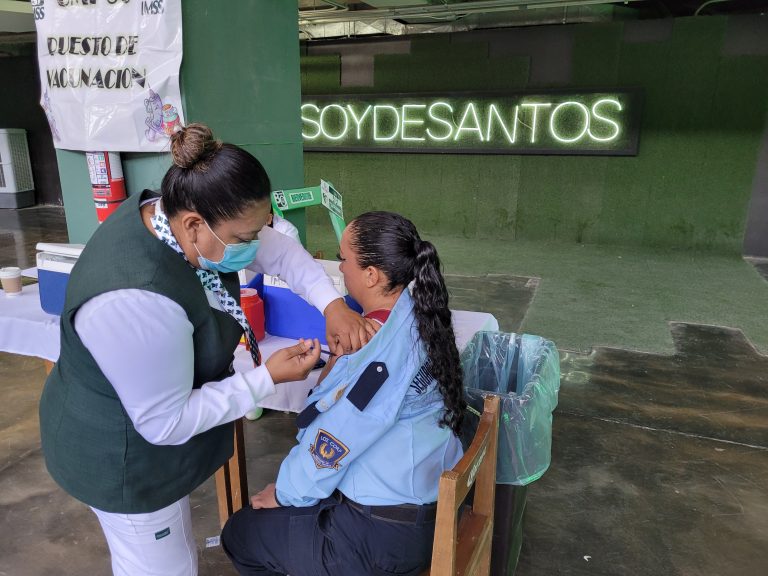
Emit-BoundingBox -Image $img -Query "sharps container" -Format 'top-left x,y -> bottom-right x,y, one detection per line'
241,288 -> 265,341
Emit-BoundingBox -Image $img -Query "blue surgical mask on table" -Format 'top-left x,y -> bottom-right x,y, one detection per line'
195,220 -> 260,273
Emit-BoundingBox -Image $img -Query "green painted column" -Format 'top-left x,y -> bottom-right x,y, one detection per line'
57,1 -> 304,244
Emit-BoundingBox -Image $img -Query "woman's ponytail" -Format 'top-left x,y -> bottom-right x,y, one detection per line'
412,240 -> 465,434
350,212 -> 465,435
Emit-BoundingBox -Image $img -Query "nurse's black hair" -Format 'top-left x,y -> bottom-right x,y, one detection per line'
161,123 -> 271,225
349,211 -> 465,435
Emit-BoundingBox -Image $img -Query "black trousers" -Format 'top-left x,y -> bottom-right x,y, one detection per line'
221,495 -> 435,576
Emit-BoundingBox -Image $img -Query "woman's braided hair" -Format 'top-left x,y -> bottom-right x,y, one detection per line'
349,211 -> 465,434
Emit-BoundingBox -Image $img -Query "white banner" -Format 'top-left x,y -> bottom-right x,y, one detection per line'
32,0 -> 184,152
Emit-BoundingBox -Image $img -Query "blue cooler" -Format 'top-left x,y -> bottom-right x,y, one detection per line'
262,259 -> 361,344
36,243 -> 84,316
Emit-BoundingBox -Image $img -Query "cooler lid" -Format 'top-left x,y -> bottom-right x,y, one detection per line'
36,242 -> 85,258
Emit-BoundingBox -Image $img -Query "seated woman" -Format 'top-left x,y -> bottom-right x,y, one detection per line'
221,211 -> 466,576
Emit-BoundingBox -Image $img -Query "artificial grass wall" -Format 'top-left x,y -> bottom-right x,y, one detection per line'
302,16 -> 768,253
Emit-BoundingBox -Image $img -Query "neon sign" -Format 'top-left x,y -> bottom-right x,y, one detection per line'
302,91 -> 642,155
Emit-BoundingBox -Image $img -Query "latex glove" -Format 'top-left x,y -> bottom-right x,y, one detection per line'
250,483 -> 280,509
324,298 -> 379,355
265,338 -> 321,384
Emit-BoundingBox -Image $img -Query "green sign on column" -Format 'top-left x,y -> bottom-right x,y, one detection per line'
272,180 -> 345,243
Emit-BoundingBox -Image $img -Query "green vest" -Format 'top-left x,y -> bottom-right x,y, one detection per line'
39,190 -> 244,513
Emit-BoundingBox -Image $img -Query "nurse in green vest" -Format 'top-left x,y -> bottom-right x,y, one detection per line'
39,123 -> 375,576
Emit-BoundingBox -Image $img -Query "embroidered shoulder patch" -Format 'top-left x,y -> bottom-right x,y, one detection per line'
409,360 -> 434,395
310,429 -> 350,470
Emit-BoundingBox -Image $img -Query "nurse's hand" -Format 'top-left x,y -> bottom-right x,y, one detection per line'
265,338 -> 321,383
251,483 -> 280,509
324,298 -> 380,355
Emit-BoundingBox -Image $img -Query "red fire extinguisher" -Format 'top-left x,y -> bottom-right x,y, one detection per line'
86,152 -> 127,223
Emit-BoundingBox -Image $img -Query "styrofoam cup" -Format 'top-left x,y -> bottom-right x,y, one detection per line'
0,267 -> 22,297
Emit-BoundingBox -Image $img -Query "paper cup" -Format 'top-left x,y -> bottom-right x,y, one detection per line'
0,267 -> 22,297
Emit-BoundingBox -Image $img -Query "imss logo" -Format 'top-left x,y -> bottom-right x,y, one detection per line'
31,0 -> 45,20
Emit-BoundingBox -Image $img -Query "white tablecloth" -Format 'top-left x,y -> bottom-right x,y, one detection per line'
234,309 -> 499,413
0,284 -> 61,362
0,284 -> 498,413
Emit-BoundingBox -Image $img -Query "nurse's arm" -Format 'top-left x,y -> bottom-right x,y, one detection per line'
75,289 -> 278,446
247,225 -> 341,314
324,299 -> 379,355
248,226 -> 377,353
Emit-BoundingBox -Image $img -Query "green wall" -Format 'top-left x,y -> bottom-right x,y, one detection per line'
302,17 -> 768,253
58,0 -> 304,244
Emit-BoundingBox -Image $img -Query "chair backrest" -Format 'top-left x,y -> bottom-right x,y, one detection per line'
424,395 -> 501,576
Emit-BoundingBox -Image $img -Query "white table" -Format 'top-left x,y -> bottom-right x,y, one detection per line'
0,284 -> 60,362
240,309 -> 498,413
2,284 -> 499,413
0,282 -> 498,525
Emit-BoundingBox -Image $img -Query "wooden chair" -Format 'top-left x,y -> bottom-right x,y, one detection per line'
424,394 -> 500,576
214,419 -> 249,528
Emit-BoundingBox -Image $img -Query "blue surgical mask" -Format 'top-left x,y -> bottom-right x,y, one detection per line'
195,220 -> 260,273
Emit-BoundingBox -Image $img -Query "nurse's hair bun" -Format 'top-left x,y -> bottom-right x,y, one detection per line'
170,123 -> 223,171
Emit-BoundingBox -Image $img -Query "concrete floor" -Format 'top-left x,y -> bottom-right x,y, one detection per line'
1,206 -> 767,575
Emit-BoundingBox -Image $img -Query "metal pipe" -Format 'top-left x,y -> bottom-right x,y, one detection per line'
299,0 -> 643,24
694,0 -> 734,16
320,0 -> 349,7
299,0 -> 349,15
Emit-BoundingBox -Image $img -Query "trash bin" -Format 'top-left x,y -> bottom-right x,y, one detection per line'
460,331 -> 561,576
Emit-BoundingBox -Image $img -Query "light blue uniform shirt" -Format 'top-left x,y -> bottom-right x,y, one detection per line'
276,289 -> 463,507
